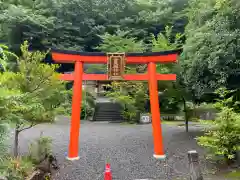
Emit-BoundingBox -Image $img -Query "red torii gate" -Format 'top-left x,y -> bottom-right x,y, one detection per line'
51,49 -> 179,160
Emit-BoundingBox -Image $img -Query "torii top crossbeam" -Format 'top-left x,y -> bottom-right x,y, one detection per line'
52,49 -> 179,63
51,49 -> 180,161
52,49 -> 180,81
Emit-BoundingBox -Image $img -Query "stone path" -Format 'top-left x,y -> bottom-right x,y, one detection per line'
17,117 -> 217,180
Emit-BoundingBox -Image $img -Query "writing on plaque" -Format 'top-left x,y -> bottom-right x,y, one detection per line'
107,53 -> 125,80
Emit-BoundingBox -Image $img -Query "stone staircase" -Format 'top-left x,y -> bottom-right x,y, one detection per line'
93,101 -> 123,122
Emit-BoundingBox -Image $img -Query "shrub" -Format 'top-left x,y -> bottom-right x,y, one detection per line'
0,123 -> 9,157
108,93 -> 138,123
122,111 -> 137,123
83,90 -> 96,108
81,102 -> 94,120
0,156 -> 34,180
28,133 -> 53,164
197,107 -> 240,162
106,82 -> 148,123
134,89 -> 148,113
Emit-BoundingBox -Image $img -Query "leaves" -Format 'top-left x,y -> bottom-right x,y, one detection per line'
197,107 -> 240,160
0,0 -> 186,51
97,30 -> 145,53
0,44 -> 18,71
182,0 -> 240,97
0,41 -> 70,128
197,88 -> 240,161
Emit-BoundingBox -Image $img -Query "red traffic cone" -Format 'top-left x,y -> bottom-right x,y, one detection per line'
104,163 -> 112,180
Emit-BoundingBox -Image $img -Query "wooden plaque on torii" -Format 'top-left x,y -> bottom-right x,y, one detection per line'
107,53 -> 125,80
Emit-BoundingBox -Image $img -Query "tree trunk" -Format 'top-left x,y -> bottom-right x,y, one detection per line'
14,127 -> 20,157
182,97 -> 189,132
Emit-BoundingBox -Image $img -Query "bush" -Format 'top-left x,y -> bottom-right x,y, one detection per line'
0,134 -> 53,180
160,95 -> 181,114
55,89 -> 96,119
108,93 -> 138,123
122,110 -> 136,123
81,102 -> 94,120
0,123 -> 9,157
106,82 -> 148,123
28,133 -> 52,164
0,156 -> 34,180
134,89 -> 148,113
197,107 -> 240,162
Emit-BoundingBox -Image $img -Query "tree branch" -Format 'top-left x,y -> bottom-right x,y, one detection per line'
19,123 -> 37,132
31,77 -> 49,93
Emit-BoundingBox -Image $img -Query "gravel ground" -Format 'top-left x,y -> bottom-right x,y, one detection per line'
17,117 -> 215,180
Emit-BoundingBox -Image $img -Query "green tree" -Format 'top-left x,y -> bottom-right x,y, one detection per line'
150,26 -> 192,132
197,88 -> 240,163
182,0 -> 240,97
0,41 -> 69,157
0,0 -> 56,51
0,0 -> 187,52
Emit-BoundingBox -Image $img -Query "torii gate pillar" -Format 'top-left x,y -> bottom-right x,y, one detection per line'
148,62 -> 165,159
67,61 -> 83,160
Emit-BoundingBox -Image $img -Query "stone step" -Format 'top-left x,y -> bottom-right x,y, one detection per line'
94,114 -> 122,117
93,102 -> 123,121
97,111 -> 121,114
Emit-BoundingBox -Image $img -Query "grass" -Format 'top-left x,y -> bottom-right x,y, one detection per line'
225,169 -> 240,179
161,119 -> 215,127
161,120 -> 185,126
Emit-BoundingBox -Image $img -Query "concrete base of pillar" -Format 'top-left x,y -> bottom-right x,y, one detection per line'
153,154 -> 166,160
66,156 -> 80,161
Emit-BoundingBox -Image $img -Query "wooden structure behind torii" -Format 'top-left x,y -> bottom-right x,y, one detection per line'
51,49 -> 179,160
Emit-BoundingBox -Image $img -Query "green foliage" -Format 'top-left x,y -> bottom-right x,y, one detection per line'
0,42 -> 69,125
151,26 -> 183,52
0,123 -> 9,157
0,0 -> 56,50
0,41 -> 70,157
151,26 -> 182,75
122,111 -> 137,123
182,0 -> 240,97
160,92 -> 181,114
28,134 -> 52,164
56,88 -> 96,119
197,88 -> 240,162
134,89 -> 148,113
0,134 -> 53,180
97,30 -> 146,73
197,107 -> 240,161
150,26 -> 187,115
0,156 -> 34,180
214,87 -> 240,113
107,82 -> 148,122
0,44 -> 18,71
97,30 -> 145,53
83,90 -> 96,108
0,0 -> 186,52
81,101 -> 94,120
